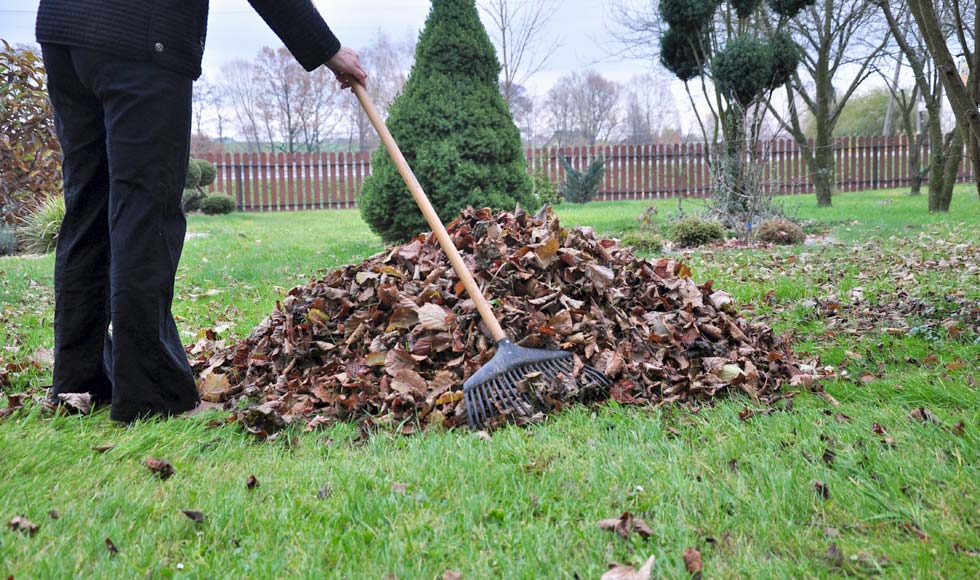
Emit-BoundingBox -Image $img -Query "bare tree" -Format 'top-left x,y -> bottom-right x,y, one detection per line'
876,0 -> 968,211
345,30 -> 414,152
295,65 -> 343,152
571,71 -> 621,146
479,0 -> 561,109
621,73 -> 678,144
254,46 -> 306,154
905,0 -> 979,199
192,76 -> 213,137
221,59 -> 262,153
766,0 -> 889,207
545,75 -> 576,147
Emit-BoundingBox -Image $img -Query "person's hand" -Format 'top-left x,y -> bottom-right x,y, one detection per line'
326,47 -> 367,90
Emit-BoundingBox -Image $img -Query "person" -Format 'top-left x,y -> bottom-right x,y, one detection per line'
35,0 -> 368,422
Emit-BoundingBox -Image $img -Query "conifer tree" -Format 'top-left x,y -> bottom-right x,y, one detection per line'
359,0 -> 534,242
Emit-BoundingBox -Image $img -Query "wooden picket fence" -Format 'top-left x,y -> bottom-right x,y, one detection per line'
202,135 -> 975,211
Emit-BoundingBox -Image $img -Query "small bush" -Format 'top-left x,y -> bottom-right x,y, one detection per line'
668,216 -> 726,247
184,160 -> 203,189
531,168 -> 561,207
199,194 -> 235,215
18,195 -> 65,254
182,188 -> 206,213
619,230 -> 664,254
755,218 -> 805,245
0,225 -> 17,256
195,159 -> 217,188
560,156 -> 605,204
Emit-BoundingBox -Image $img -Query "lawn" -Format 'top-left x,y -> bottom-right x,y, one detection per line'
1,188 -> 979,578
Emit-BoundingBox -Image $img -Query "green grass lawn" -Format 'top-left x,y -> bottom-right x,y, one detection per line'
1,187 -> 979,578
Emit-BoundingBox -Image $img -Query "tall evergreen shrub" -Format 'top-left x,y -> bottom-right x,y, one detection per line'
359,0 -> 534,242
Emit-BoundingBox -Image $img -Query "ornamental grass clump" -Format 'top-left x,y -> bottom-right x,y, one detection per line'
18,195 -> 65,254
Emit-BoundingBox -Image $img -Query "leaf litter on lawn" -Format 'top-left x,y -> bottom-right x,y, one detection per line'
187,207 -> 815,436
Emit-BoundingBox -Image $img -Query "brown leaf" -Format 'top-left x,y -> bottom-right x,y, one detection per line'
57,392 -> 92,414
813,480 -> 830,500
826,543 -> 843,568
199,373 -> 231,403
7,516 -> 39,537
908,407 -> 941,425
317,483 -> 332,499
899,521 -> 929,542
952,421 -> 965,436
738,407 -> 755,421
416,303 -> 452,331
246,475 -> 259,490
683,547 -> 703,574
105,537 -> 119,554
597,512 -> 654,540
391,370 -> 427,395
48,510 -> 59,520
91,443 -> 115,453
391,482 -> 409,493
442,571 -> 463,580
145,457 -> 175,480
182,510 -> 205,524
601,555 -> 655,580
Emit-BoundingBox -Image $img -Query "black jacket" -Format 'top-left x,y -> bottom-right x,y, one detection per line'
36,0 -> 341,80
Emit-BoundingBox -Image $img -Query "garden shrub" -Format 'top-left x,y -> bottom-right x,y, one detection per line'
0,226 -> 17,256
199,194 -> 235,215
358,0 -> 535,243
18,195 -> 65,254
668,216 -> 726,247
560,156 -> 605,204
619,230 -> 664,254
182,188 -> 207,212
755,218 -> 805,245
531,168 -> 562,207
0,42 -> 62,224
184,159 -> 203,189
195,159 -> 217,188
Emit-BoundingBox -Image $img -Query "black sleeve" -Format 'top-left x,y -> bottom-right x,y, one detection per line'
248,0 -> 342,71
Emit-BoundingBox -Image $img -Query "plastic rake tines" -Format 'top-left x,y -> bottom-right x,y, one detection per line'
462,339 -> 613,430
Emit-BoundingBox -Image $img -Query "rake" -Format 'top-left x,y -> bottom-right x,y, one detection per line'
350,80 -> 612,430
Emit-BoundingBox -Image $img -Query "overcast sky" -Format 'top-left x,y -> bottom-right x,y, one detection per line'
0,0 -> 661,93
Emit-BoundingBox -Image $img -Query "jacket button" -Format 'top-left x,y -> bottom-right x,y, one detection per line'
154,42 -> 165,53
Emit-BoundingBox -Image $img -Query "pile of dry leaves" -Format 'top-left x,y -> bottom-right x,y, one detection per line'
188,207 -> 815,436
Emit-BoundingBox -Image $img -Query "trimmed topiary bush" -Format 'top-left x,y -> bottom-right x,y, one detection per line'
184,160 -> 203,189
358,0 -> 535,243
18,195 -> 65,254
755,218 -> 805,245
0,225 -> 17,256
199,194 -> 235,215
668,216 -> 726,247
182,188 -> 206,213
195,159 -> 217,188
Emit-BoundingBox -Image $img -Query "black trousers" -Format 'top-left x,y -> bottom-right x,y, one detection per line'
43,44 -> 199,421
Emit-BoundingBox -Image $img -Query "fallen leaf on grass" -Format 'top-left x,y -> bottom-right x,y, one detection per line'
601,555 -> 656,580
145,458 -> 175,480
952,421 -> 965,436
597,512 -> 654,540
908,407 -> 941,425
813,481 -> 830,500
899,521 -> 929,542
683,546 -> 703,575
0,393 -> 25,421
391,482 -> 409,494
442,571 -> 463,580
30,347 -> 54,367
826,543 -> 843,568
57,393 -> 92,414
737,407 -> 755,421
246,475 -> 259,489
48,510 -> 59,520
199,373 -> 231,403
182,510 -> 205,524
7,516 -> 39,537
91,444 -> 115,453
317,483 -> 332,499
105,537 -> 119,554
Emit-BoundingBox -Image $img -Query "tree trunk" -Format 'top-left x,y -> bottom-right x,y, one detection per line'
935,126 -> 964,212
925,106 -> 947,212
971,135 -> 980,201
813,122 -> 834,207
909,133 -> 924,195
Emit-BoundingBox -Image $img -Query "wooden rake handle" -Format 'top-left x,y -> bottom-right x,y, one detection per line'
350,80 -> 507,342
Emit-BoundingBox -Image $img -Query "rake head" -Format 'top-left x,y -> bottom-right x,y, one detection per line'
463,338 -> 612,430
